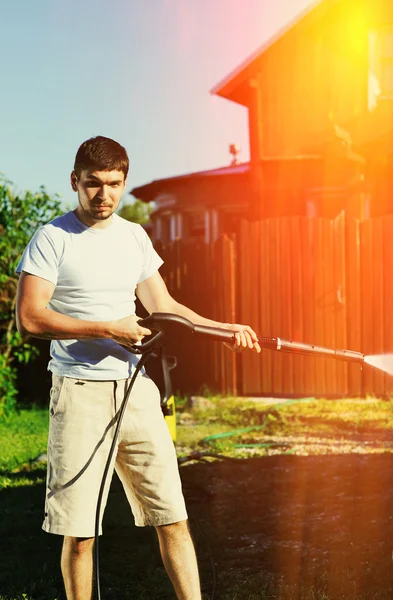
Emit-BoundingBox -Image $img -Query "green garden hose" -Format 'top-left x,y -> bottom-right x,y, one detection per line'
202,397 -> 316,451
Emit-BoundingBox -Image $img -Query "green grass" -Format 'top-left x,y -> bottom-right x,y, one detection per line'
0,408 -> 49,489
174,395 -> 393,463
187,395 -> 393,429
177,395 -> 393,453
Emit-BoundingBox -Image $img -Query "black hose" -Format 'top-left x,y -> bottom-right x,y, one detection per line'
94,351 -> 153,600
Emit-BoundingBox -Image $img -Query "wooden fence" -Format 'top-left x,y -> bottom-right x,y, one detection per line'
155,237 -> 237,396
156,214 -> 393,398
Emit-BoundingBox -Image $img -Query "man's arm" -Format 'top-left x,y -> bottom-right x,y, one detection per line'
136,271 -> 261,352
16,272 -> 151,345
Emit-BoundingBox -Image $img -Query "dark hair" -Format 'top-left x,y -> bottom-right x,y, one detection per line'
73,136 -> 129,179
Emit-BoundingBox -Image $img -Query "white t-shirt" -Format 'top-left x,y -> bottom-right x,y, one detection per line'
16,211 -> 163,380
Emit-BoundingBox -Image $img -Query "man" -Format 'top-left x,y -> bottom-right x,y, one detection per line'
16,136 -> 260,600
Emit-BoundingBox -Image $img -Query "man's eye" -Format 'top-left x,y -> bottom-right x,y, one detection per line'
86,182 -> 99,187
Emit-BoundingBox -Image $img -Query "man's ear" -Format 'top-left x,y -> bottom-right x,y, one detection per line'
70,171 -> 78,192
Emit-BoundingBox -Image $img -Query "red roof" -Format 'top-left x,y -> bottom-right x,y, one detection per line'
130,163 -> 250,202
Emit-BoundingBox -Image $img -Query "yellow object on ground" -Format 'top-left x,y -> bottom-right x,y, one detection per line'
164,395 -> 176,442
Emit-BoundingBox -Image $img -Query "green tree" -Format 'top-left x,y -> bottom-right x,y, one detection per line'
0,176 -> 63,416
117,198 -> 152,225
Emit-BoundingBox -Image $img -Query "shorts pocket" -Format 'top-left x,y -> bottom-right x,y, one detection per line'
131,376 -> 162,411
49,375 -> 68,417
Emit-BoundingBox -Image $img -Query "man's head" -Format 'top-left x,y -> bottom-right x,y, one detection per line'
73,135 -> 129,179
71,136 -> 129,228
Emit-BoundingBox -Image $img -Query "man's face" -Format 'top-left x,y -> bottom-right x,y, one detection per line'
71,168 -> 126,227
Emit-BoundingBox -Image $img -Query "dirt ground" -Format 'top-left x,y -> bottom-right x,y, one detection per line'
178,452 -> 393,599
3,442 -> 393,599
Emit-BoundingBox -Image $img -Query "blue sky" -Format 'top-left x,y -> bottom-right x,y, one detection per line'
1,0 -> 313,206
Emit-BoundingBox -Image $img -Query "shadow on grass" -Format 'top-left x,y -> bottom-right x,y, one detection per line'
0,466 -> 63,600
2,454 -> 393,599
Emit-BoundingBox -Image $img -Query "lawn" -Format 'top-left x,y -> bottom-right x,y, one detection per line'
0,409 -> 48,489
1,397 -> 393,599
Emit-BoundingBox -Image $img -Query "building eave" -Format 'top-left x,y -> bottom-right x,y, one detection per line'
210,0 -> 335,106
131,163 -> 250,203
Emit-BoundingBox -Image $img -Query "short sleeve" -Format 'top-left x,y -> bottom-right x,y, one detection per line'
137,227 -> 164,284
16,227 -> 61,285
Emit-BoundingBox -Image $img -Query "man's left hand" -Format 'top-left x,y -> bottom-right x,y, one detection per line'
222,324 -> 261,353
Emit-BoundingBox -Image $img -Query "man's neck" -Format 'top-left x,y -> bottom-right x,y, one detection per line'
73,208 -> 114,229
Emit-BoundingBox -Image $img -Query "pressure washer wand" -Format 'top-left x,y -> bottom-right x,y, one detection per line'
257,336 -> 365,363
137,313 -> 365,364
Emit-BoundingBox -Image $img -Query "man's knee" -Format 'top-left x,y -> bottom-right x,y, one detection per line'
62,536 -> 95,557
155,520 -> 191,541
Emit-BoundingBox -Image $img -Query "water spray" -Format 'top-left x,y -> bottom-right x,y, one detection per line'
363,354 -> 393,376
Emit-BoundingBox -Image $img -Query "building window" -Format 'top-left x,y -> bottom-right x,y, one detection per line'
159,217 -> 171,244
188,212 -> 205,238
169,214 -> 183,241
369,27 -> 393,111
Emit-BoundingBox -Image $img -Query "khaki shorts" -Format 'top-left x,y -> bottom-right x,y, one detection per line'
43,374 -> 187,538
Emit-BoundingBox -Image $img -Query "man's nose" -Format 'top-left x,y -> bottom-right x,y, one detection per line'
97,186 -> 109,201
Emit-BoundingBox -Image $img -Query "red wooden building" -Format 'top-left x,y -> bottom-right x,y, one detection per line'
211,0 -> 393,220
134,0 -> 393,239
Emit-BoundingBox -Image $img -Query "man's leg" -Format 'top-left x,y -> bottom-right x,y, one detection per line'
61,536 -> 95,600
155,520 -> 202,600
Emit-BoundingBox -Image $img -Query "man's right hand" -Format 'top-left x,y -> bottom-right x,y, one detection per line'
109,315 -> 152,347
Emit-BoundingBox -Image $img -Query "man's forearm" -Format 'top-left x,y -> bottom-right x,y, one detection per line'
160,299 -> 226,329
17,307 -> 114,341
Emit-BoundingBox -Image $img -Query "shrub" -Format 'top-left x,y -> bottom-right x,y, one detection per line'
0,176 -> 62,416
